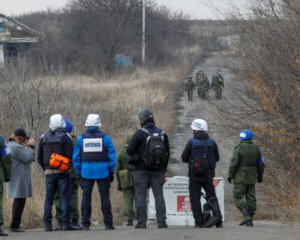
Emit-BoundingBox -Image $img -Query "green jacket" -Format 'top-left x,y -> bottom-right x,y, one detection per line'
185,79 -> 195,91
228,140 -> 265,184
116,146 -> 135,187
211,75 -> 224,89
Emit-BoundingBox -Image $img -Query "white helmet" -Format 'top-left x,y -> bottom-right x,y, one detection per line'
191,119 -> 208,132
85,114 -> 101,127
49,114 -> 66,131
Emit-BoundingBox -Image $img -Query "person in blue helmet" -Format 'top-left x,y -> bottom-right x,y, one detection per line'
73,114 -> 116,231
228,129 -> 265,227
54,119 -> 81,231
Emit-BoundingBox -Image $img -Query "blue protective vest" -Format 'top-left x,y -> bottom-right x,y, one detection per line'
190,138 -> 216,169
81,131 -> 108,162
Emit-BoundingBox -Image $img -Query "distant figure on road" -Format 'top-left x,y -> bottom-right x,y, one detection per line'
185,77 -> 196,102
181,119 -> 223,228
73,114 -> 116,231
127,109 -> 170,229
7,129 -> 35,233
116,137 -> 135,227
211,73 -> 225,99
227,130 -> 265,227
200,75 -> 210,99
195,71 -> 204,98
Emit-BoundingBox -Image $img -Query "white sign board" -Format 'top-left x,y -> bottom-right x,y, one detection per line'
148,176 -> 225,226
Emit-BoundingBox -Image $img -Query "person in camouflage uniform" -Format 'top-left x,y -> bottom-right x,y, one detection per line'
0,136 -> 11,236
185,77 -> 196,102
116,137 -> 135,226
54,120 -> 81,230
201,75 -> 210,99
211,73 -> 225,99
228,130 -> 265,227
195,71 -> 204,98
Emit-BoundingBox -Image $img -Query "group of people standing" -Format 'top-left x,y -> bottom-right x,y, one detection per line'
0,108 -> 265,236
185,70 -> 225,102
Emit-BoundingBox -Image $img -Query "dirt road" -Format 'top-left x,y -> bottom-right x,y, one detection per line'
4,223 -> 300,240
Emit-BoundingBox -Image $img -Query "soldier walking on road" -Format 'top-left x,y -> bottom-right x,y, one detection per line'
54,120 -> 81,231
195,71 -> 203,98
228,130 -> 265,227
201,75 -> 210,99
116,137 -> 135,226
211,73 -> 225,99
185,77 -> 196,102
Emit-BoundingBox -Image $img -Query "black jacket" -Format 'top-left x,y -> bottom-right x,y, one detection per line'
127,122 -> 170,171
181,131 -> 219,181
37,128 -> 74,171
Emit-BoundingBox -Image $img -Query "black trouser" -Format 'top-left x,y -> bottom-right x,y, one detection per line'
10,198 -> 26,229
80,178 -> 113,228
189,179 -> 222,226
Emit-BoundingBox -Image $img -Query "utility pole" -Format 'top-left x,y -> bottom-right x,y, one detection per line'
142,0 -> 145,64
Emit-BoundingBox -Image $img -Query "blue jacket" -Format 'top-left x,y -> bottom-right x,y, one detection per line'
0,137 -> 8,158
72,128 -> 116,179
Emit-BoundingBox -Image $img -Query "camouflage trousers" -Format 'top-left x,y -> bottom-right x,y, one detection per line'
201,89 -> 209,99
187,90 -> 194,102
214,87 -> 223,99
123,188 -> 135,221
197,87 -> 202,97
55,178 -> 80,223
233,184 -> 256,213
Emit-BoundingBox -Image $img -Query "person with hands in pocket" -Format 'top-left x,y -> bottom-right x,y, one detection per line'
228,129 -> 265,227
72,114 -> 116,231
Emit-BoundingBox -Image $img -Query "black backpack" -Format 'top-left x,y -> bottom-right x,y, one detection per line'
140,128 -> 168,169
189,140 -> 209,174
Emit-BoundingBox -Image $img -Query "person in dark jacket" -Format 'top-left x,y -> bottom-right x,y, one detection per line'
73,114 -> 116,231
181,119 -> 222,228
127,109 -> 170,229
38,114 -> 73,232
7,129 -> 35,232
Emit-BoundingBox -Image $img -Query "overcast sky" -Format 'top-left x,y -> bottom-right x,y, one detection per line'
0,0 -> 247,19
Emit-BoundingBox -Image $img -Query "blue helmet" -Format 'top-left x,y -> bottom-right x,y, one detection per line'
64,119 -> 73,133
239,129 -> 253,140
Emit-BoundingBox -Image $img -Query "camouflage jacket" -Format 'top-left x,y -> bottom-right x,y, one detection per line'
211,75 -> 224,89
185,79 -> 195,91
116,146 -> 135,186
228,140 -> 265,184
